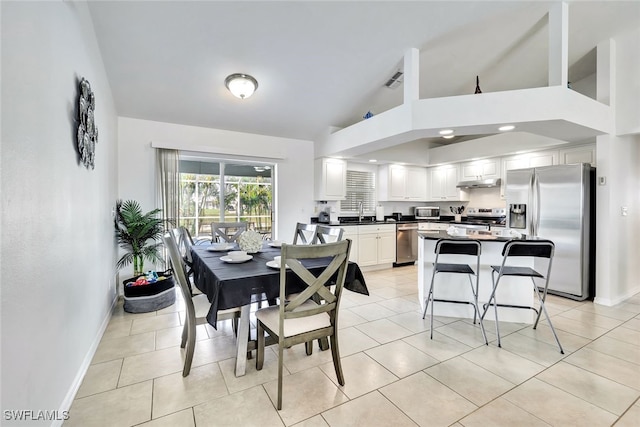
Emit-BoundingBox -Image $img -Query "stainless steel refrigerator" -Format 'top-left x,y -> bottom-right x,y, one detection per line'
506,163 -> 595,300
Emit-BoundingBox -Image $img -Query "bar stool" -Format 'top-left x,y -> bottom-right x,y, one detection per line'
481,239 -> 564,354
422,239 -> 488,345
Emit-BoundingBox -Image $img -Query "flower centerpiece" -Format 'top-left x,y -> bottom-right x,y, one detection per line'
237,229 -> 262,254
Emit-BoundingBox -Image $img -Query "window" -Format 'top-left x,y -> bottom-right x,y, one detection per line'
179,160 -> 273,239
340,170 -> 376,213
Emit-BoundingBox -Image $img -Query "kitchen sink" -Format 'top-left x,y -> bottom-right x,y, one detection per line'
339,217 -> 376,224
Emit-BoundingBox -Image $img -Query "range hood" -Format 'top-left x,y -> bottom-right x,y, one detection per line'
456,178 -> 501,188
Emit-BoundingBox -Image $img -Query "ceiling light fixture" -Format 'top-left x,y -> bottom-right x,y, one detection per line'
439,129 -> 454,135
369,159 -> 377,163
442,135 -> 455,139
225,73 -> 258,99
499,125 -> 515,131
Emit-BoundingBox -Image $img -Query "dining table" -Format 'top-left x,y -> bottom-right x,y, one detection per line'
191,241 -> 369,376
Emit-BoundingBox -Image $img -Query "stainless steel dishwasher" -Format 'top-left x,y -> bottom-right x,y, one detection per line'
395,222 -> 419,266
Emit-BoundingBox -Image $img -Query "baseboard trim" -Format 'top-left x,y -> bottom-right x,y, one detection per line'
594,285 -> 640,307
53,293 -> 118,427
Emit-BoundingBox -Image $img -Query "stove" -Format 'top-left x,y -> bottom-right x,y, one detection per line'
464,207 -> 507,226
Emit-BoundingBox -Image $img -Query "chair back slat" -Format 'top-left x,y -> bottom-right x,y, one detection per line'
315,225 -> 344,243
502,240 -> 554,258
279,240 -> 350,319
164,232 -> 195,316
211,222 -> 248,243
293,222 -> 317,245
174,227 -> 194,263
436,239 -> 481,256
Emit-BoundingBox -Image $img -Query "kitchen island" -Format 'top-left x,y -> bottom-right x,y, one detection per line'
418,231 -> 538,323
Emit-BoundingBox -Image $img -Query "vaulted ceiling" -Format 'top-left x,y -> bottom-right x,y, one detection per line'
87,1 -> 639,149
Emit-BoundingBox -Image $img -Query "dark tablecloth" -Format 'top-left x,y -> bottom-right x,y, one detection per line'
191,242 -> 369,327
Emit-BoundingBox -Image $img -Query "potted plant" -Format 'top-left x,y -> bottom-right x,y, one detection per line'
114,199 -> 165,277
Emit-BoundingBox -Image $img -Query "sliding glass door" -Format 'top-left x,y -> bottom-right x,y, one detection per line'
178,159 -> 273,240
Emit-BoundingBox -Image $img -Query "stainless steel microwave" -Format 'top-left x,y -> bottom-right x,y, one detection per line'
414,206 -> 440,219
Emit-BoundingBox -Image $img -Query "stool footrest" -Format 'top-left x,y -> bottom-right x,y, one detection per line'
434,298 -> 475,306
483,302 -> 539,316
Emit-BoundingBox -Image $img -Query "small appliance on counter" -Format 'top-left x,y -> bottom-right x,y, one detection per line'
392,212 -> 403,221
414,206 -> 440,219
317,210 -> 330,224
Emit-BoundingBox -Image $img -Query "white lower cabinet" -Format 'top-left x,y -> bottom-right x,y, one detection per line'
357,224 -> 396,267
341,226 -> 359,263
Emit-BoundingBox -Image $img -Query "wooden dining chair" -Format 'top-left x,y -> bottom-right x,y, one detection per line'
164,231 -> 241,376
211,221 -> 248,244
315,225 -> 344,243
292,222 -> 317,245
255,239 -> 352,410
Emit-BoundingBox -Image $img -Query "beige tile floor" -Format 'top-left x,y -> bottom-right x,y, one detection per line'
67,266 -> 640,426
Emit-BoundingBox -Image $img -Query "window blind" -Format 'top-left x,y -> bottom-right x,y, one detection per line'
340,170 -> 376,213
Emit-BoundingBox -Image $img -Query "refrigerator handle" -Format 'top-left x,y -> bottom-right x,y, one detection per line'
532,172 -> 540,236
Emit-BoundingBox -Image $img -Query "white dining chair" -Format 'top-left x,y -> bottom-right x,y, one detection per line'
164,231 -> 241,376
315,225 -> 344,243
292,222 -> 317,245
255,239 -> 352,410
211,221 -> 248,244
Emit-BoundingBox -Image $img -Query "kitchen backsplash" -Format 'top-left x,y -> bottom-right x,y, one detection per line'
314,187 -> 504,217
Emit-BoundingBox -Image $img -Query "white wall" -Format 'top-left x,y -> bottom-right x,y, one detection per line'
592,26 -> 640,305
1,1 -> 119,421
595,134 -> 640,305
117,118 -> 315,247
615,28 -> 640,135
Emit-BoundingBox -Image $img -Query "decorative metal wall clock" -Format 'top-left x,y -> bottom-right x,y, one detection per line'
77,77 -> 98,169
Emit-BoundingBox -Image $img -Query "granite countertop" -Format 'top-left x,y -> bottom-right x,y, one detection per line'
419,230 -> 531,242
336,219 -> 418,226
313,215 -> 421,226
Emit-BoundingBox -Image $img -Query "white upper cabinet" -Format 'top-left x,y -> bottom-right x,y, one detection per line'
559,144 -> 596,166
314,158 -> 346,201
528,150 -> 558,168
427,164 -> 469,201
500,150 -> 558,198
406,167 -> 428,200
378,165 -> 427,201
460,158 -> 501,181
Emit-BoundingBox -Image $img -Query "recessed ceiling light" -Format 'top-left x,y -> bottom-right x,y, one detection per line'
442,135 -> 455,139
369,159 -> 377,163
439,129 -> 454,135
499,125 -> 515,131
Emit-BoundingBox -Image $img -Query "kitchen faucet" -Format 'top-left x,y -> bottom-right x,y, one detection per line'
358,201 -> 364,222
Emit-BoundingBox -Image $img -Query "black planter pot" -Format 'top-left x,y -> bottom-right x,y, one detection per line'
122,269 -> 176,313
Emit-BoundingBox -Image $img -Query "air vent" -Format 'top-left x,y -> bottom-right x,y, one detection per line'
384,71 -> 403,89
